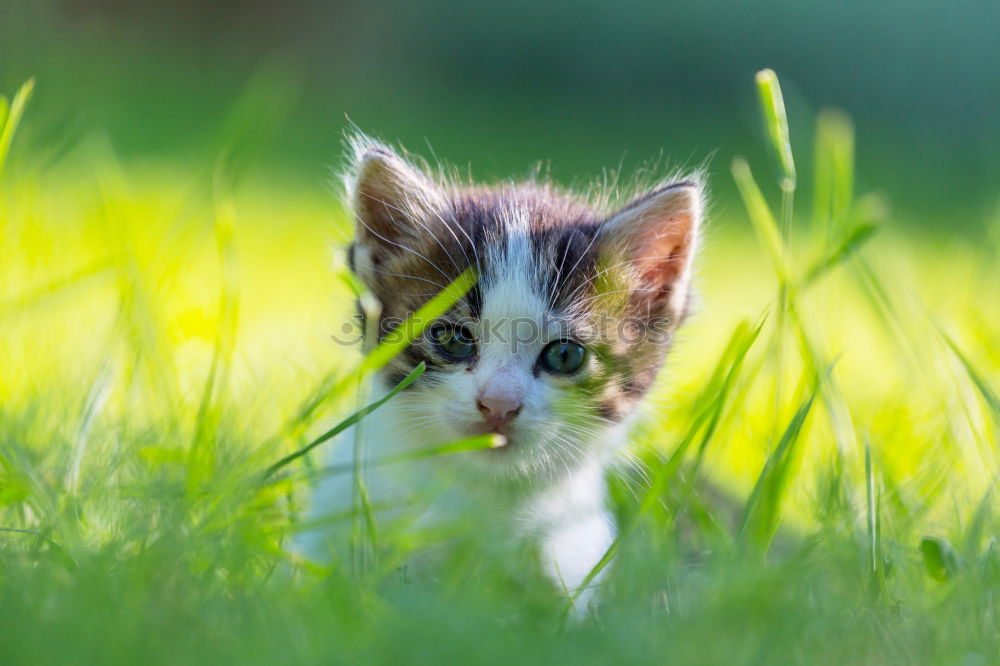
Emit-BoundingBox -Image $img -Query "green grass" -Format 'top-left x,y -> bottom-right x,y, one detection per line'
2,73 -> 1000,665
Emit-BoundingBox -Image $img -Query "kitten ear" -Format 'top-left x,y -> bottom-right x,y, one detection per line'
599,181 -> 704,321
346,137 -> 446,256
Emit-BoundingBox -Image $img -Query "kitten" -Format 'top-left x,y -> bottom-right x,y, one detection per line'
297,133 -> 704,614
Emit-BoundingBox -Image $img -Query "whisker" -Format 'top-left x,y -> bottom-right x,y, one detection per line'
553,227 -> 602,308
571,286 -> 676,310
364,192 -> 469,280
355,194 -> 476,313
548,227 -> 588,310
369,267 -> 448,290
355,200 -> 454,284
431,206 -> 482,280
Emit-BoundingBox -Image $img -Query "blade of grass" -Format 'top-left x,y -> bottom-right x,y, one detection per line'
0,527 -> 77,571
361,434 -> 504,471
941,332 -> 1000,422
756,69 -> 796,193
0,257 -> 116,320
0,78 -> 34,176
964,484 -> 995,558
813,109 -> 855,232
739,370 -> 825,554
939,330 -> 1000,477
260,362 -> 427,480
0,96 -> 9,139
94,151 -> 181,410
865,436 -> 888,598
194,362 -> 428,536
208,268 -> 476,532
379,434 -> 505,462
360,267 -> 477,375
351,289 -> 382,579
260,265 -> 478,453
259,434 -> 502,489
188,161 -> 241,494
691,317 -> 768,468
800,223 -> 877,288
733,154 -> 792,428
263,269 -> 374,450
212,62 -> 302,181
732,157 -> 789,283
749,69 -> 799,441
651,317 -> 766,509
65,363 -> 113,496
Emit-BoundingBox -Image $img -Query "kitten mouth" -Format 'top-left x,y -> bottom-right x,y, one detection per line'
468,424 -> 513,448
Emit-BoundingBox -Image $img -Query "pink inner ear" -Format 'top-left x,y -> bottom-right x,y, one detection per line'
634,214 -> 693,292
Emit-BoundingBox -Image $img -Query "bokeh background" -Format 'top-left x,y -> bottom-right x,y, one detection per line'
3,3 -> 1000,663
4,0 -> 1000,226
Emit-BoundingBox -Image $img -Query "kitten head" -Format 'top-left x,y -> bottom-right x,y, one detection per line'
344,134 -> 704,479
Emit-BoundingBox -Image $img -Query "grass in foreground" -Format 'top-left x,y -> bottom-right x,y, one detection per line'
2,74 -> 1000,664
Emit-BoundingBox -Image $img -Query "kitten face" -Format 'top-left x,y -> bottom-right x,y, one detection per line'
345,136 -> 703,479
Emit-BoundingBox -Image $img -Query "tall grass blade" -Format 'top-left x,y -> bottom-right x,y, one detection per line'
732,157 -> 789,284
360,267 -> 478,375
739,373 -> 823,554
750,69 -> 799,431
93,149 -> 181,409
0,96 -> 9,138
0,527 -> 77,571
213,63 -> 302,180
646,317 -> 765,509
864,437 -> 889,598
260,362 -> 426,480
351,290 -> 383,579
273,434 -> 503,487
755,69 -> 796,192
865,440 -> 877,572
813,109 -> 855,230
188,163 -> 241,493
800,223 -> 877,288
941,333 -> 1000,423
0,78 -> 34,176
65,364 -> 112,496
263,265 -> 478,455
0,258 -> 115,320
691,317 -> 768,467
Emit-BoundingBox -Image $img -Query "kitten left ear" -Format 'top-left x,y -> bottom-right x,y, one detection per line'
344,134 -> 448,288
599,181 -> 704,321
347,139 -> 446,248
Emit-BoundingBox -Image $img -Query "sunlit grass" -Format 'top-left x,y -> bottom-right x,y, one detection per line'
2,74 -> 1000,663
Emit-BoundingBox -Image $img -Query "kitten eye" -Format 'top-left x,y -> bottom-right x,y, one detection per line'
539,340 -> 587,375
430,324 -> 476,360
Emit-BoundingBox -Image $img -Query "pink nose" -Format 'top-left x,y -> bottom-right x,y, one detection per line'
476,396 -> 522,427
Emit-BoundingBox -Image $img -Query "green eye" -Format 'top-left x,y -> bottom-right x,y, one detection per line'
539,340 -> 587,375
430,324 -> 476,360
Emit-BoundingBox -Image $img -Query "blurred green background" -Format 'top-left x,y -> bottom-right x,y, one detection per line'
3,0 -> 999,227
4,4 -> 1000,663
